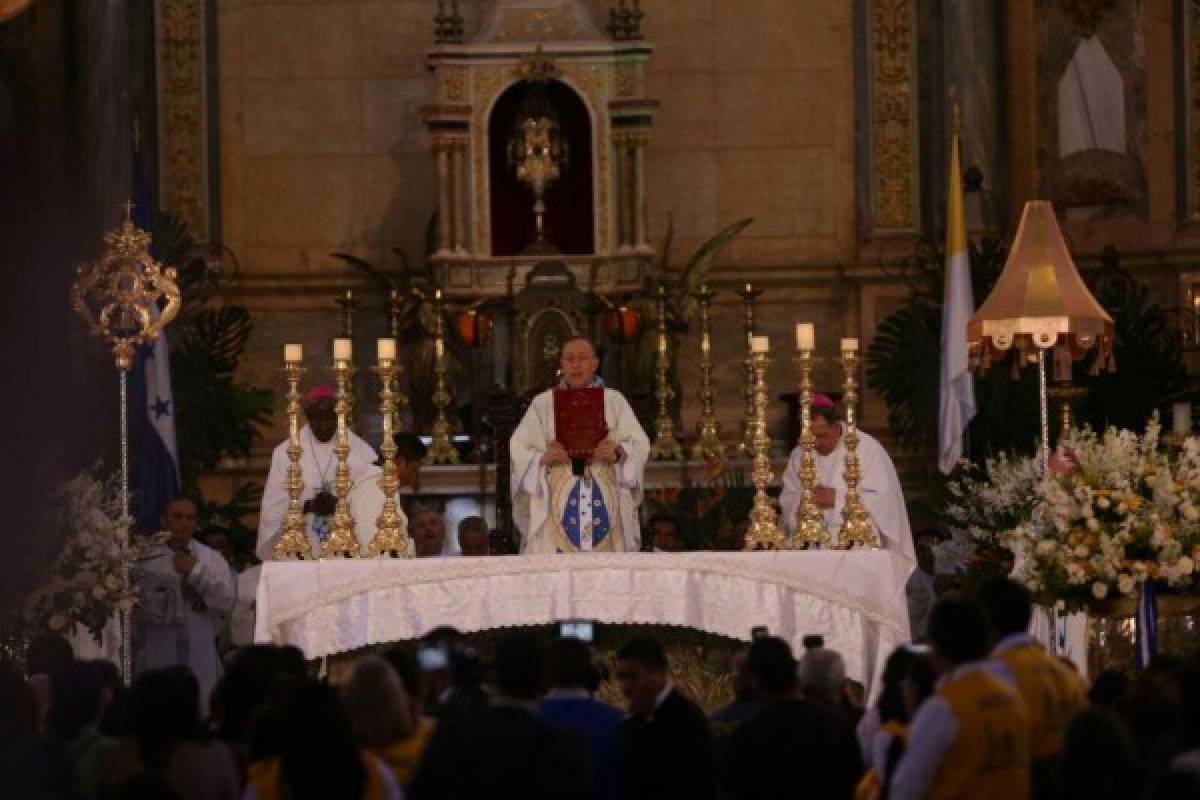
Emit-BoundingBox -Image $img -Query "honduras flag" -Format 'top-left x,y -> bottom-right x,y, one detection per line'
128,149 -> 181,534
129,315 -> 181,534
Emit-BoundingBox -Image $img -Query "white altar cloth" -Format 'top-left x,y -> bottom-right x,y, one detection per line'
255,551 -> 912,691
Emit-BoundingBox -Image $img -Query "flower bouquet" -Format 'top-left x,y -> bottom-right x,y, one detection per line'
21,470 -> 146,638
945,416 -> 1200,612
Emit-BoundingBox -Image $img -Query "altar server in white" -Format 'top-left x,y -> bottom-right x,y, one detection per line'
780,395 -> 916,569
256,385 -> 380,560
510,337 -> 650,553
134,496 -> 236,707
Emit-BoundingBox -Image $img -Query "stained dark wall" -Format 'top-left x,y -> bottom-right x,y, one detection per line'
0,0 -> 137,618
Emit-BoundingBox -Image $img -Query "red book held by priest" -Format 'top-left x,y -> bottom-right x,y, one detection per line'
553,387 -> 607,459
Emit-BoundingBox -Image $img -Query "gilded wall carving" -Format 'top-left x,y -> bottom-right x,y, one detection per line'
469,61 -> 611,254
158,0 -> 208,239
614,60 -> 639,99
491,9 -> 576,42
868,0 -> 919,233
442,66 -> 468,103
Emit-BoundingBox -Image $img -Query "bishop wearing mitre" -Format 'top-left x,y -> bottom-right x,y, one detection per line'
510,337 -> 650,553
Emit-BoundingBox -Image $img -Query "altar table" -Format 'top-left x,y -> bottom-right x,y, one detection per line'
255,550 -> 912,692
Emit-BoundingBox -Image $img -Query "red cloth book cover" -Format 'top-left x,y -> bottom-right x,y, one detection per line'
553,387 -> 607,459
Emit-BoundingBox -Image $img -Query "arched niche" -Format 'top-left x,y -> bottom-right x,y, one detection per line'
487,79 -> 594,257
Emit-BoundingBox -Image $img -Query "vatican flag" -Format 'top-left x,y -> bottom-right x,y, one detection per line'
938,125 -> 976,473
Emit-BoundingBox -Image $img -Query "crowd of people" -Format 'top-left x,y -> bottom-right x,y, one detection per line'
5,575 -> 1200,799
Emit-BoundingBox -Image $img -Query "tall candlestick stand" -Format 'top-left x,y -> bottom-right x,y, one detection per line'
649,284 -> 684,460
791,348 -> 830,548
426,288 -> 460,464
737,283 -> 761,457
322,352 -> 361,557
837,346 -> 879,548
274,358 -> 313,559
743,346 -> 784,549
368,352 -> 412,557
691,284 -> 725,460
71,201 -> 182,685
338,288 -> 356,337
387,288 -> 410,429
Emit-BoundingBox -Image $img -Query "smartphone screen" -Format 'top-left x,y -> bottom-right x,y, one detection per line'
559,620 -> 594,643
417,645 -> 449,670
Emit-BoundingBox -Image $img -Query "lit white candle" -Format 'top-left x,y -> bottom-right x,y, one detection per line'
333,338 -> 353,361
435,338 -> 444,359
841,337 -> 859,353
750,335 -> 769,353
701,335 -> 711,355
795,323 -> 815,351
284,343 -> 303,363
377,338 -> 396,361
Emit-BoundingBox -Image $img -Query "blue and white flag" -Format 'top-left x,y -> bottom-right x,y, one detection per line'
130,316 -> 181,534
1135,580 -> 1158,670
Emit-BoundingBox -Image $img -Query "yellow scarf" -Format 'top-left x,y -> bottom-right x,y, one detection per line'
370,717 -> 437,788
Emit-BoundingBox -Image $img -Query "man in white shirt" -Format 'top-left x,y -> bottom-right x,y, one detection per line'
133,496 -> 236,709
256,385 -> 380,560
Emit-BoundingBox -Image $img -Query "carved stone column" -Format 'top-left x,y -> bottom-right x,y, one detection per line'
434,136 -> 452,256
633,130 -> 650,252
451,136 -> 469,254
612,129 -> 633,252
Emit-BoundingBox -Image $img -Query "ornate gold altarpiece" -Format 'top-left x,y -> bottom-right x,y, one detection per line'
421,0 -> 657,299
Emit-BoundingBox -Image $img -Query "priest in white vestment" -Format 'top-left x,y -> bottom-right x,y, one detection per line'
510,337 -> 650,553
256,385 -> 380,560
133,497 -> 236,708
779,395 -> 915,581
349,431 -> 426,554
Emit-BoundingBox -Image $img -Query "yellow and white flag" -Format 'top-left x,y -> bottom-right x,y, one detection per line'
938,125 -> 976,473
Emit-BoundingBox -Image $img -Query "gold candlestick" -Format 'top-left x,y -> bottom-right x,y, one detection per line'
691,284 -> 725,460
386,289 -> 411,430
368,346 -> 413,557
322,349 -> 361,558
737,283 -> 760,457
426,288 -> 460,465
791,348 -> 830,548
274,355 -> 314,560
837,344 -> 879,549
743,341 -> 785,550
649,284 -> 684,461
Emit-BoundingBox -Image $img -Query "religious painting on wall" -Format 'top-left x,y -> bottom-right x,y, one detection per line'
1036,0 -> 1147,220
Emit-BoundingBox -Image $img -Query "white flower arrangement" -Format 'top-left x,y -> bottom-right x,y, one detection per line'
945,415 -> 1200,611
21,469 -> 146,638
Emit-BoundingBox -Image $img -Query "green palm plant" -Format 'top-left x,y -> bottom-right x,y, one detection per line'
154,213 -> 273,552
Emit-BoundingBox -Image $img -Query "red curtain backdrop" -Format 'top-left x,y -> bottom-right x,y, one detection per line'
488,80 -> 594,256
